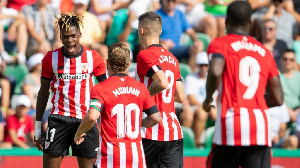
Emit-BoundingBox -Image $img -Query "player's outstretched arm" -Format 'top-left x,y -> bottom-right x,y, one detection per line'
265,75 -> 284,108
74,108 -> 100,145
34,78 -> 51,151
203,54 -> 225,112
141,112 -> 161,128
174,80 -> 185,103
148,70 -> 169,96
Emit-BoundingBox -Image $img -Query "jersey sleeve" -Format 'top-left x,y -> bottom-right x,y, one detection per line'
41,51 -> 53,79
137,51 -> 162,78
92,50 -> 107,77
207,38 -> 224,58
90,86 -> 104,112
143,87 -> 159,116
267,51 -> 279,79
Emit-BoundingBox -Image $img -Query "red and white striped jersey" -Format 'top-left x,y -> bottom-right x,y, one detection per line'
207,34 -> 279,147
90,74 -> 158,167
41,46 -> 106,119
136,44 -> 183,141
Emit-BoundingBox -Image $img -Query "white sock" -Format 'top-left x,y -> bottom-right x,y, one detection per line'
17,53 -> 26,64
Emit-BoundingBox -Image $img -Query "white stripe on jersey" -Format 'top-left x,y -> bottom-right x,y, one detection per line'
141,112 -> 147,138
75,56 -> 82,119
265,110 -> 272,146
213,104 -> 222,145
52,51 -> 60,115
240,108 -> 250,146
95,137 -> 102,168
152,65 -> 159,72
226,108 -> 234,146
170,112 -> 179,140
62,57 -> 70,116
132,142 -> 138,168
162,112 -> 169,141
86,51 -> 93,111
152,122 -> 159,141
254,109 -> 266,146
143,77 -> 149,87
107,142 -> 113,168
140,141 -> 146,168
119,143 -> 126,168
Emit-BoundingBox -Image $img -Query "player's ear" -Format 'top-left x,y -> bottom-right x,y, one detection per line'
160,30 -> 162,35
141,27 -> 145,35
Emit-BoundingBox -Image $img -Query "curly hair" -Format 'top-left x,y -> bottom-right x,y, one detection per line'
108,42 -> 131,73
54,12 -> 84,32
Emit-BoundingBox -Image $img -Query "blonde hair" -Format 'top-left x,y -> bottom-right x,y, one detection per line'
108,42 -> 131,73
54,13 -> 84,32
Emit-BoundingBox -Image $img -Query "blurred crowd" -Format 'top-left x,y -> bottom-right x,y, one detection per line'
0,0 -> 300,150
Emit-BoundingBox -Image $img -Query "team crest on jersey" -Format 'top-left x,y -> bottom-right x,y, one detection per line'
45,141 -> 50,149
81,63 -> 88,72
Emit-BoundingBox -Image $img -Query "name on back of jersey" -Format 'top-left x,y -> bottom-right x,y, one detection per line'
112,87 -> 140,98
58,73 -> 88,80
230,40 -> 266,57
159,55 -> 177,67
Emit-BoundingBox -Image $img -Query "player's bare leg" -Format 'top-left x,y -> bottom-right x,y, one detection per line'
43,154 -> 63,168
77,157 -> 96,168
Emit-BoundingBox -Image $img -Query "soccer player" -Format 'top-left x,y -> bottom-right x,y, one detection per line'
136,11 -> 186,167
203,1 -> 284,168
34,13 -> 107,168
74,42 -> 161,167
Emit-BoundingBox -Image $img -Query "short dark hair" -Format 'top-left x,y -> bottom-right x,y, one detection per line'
138,11 -> 162,35
108,42 -> 131,73
226,1 -> 252,27
283,48 -> 296,55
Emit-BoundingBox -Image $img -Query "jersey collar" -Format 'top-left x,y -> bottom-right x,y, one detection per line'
111,73 -> 128,77
148,44 -> 163,48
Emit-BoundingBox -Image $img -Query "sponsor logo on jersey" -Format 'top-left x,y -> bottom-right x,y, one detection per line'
58,73 -> 88,80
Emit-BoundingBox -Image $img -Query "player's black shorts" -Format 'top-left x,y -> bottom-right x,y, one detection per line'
43,114 -> 99,158
207,144 -> 270,168
142,138 -> 183,168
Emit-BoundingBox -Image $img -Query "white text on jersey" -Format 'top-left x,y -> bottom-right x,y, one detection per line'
58,73 -> 88,80
230,40 -> 266,57
113,87 -> 140,97
159,55 -> 177,67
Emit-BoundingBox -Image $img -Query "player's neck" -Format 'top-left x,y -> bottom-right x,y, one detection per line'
227,28 -> 249,36
145,37 -> 160,48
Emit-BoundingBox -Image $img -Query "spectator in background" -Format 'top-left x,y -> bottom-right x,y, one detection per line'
7,0 -> 36,12
176,0 -> 218,39
21,53 -> 52,119
183,52 -> 217,147
0,0 -> 28,64
261,0 -> 296,48
0,95 -> 34,149
261,19 -> 288,69
157,0 -> 204,71
0,57 -> 10,142
268,104 -> 298,149
280,49 -> 300,122
73,0 -> 108,61
283,0 -> 300,23
22,0 -> 62,56
89,0 -> 127,42
293,23 -> 300,70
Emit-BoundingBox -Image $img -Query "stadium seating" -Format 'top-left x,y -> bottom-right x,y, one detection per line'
4,64 -> 29,94
179,63 -> 192,79
180,33 -> 211,51
182,126 -> 195,148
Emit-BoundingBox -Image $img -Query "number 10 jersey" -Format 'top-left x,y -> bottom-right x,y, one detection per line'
207,34 -> 279,147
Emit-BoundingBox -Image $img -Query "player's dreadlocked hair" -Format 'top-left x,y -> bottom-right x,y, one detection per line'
54,13 -> 84,32
108,42 -> 130,73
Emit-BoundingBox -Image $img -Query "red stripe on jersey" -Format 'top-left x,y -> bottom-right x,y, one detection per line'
262,110 -> 269,146
174,115 -> 183,139
114,143 -> 121,167
57,54 -> 65,116
100,141 -> 107,167
221,107 -> 227,145
126,143 -> 133,167
249,109 -> 257,145
234,108 -> 241,146
80,53 -> 87,119
68,58 -> 76,118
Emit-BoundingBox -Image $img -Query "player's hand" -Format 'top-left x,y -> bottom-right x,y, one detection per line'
203,98 -> 213,112
74,133 -> 87,145
34,137 -> 44,151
